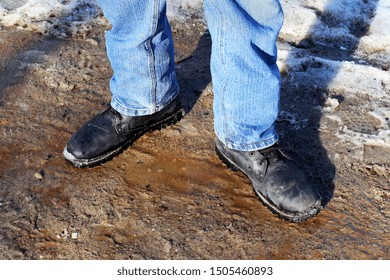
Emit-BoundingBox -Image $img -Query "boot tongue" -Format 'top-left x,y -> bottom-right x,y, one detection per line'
260,145 -> 288,164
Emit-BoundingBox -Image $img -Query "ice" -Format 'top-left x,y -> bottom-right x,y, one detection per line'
356,0 -> 390,63
0,0 -> 203,32
0,0 -> 100,35
167,0 -> 203,19
0,0 -> 28,10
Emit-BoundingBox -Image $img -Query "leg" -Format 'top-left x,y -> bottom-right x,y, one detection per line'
204,0 -> 283,151
63,0 -> 183,167
205,0 -> 322,222
97,0 -> 179,116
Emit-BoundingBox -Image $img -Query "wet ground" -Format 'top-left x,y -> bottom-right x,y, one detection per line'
0,16 -> 389,260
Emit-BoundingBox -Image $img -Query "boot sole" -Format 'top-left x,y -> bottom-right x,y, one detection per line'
64,108 -> 185,168
215,146 -> 322,223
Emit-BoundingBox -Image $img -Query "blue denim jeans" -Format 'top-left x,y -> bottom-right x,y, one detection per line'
97,0 -> 284,151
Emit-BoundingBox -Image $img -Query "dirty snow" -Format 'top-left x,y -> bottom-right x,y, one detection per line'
0,0 -> 389,165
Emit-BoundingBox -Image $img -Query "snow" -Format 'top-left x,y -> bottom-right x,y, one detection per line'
0,0 -> 100,35
167,0 -> 203,19
0,0 -> 389,163
0,0 -> 201,33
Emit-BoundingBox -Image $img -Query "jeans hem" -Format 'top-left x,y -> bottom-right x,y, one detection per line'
111,89 -> 179,117
215,130 -> 278,152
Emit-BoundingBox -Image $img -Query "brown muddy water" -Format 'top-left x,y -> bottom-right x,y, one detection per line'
0,20 -> 389,260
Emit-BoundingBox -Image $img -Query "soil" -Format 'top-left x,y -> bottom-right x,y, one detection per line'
0,16 -> 389,260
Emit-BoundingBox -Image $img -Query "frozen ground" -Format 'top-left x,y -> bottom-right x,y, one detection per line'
0,0 -> 389,259
0,0 -> 389,157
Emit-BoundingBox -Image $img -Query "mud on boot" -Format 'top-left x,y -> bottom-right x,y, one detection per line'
64,97 -> 184,168
215,138 -> 323,222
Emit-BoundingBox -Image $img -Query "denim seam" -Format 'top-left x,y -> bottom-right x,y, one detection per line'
209,0 -> 227,67
219,5 -> 226,66
146,0 -> 160,114
219,1 -> 228,142
209,0 -> 229,142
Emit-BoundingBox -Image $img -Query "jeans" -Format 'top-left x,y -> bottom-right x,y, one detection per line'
97,0 -> 284,151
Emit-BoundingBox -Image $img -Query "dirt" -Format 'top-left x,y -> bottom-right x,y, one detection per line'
0,16 -> 389,260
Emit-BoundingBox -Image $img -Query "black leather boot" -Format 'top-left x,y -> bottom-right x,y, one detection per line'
64,97 -> 184,167
216,138 -> 322,222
